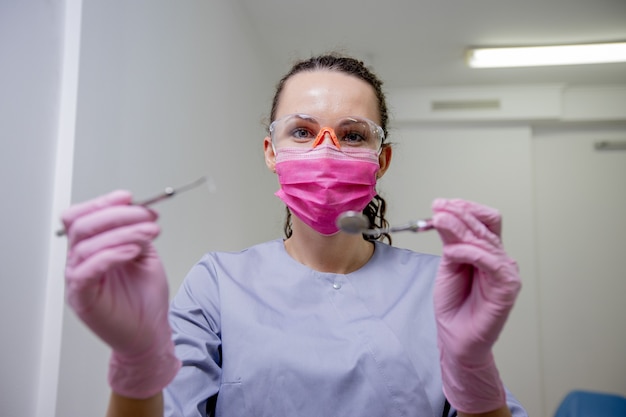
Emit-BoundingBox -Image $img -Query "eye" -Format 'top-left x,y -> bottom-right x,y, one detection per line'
290,127 -> 315,141
337,122 -> 370,146
342,131 -> 367,144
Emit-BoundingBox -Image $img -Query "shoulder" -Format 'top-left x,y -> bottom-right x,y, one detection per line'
199,239 -> 284,264
189,239 -> 284,271
354,242 -> 441,292
372,242 -> 440,289
372,242 -> 440,269
171,239 -> 285,314
182,239 -> 285,287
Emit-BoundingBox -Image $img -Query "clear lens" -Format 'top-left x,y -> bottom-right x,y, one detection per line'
270,114 -> 384,150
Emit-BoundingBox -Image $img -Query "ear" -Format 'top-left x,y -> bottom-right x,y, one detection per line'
264,136 -> 276,172
376,145 -> 392,179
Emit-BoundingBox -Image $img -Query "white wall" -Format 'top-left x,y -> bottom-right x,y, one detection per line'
0,2 -> 64,417
379,125 -> 543,416
533,124 -> 626,415
386,86 -> 626,416
54,1 -> 282,415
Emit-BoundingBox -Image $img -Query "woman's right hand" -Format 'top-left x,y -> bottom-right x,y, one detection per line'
62,190 -> 180,399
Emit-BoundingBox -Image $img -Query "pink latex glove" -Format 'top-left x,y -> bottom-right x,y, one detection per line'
62,190 -> 181,399
432,199 -> 521,414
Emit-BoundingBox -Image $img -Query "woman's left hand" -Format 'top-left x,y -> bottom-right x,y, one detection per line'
432,198 -> 521,414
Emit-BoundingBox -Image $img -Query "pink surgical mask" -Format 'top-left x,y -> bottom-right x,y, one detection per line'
274,143 -> 380,235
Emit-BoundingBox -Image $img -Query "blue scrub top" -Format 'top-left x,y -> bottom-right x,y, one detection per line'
164,239 -> 527,417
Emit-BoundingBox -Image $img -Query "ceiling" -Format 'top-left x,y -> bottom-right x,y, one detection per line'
237,0 -> 626,89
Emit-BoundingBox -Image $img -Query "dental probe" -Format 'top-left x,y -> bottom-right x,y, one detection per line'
56,176 -> 213,237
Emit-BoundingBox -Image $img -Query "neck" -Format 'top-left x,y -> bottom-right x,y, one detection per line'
284,217 -> 375,274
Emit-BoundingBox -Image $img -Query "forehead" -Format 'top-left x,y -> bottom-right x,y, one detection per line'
275,70 -> 380,123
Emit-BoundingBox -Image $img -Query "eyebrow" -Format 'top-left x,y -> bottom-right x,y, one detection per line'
291,114 -> 318,123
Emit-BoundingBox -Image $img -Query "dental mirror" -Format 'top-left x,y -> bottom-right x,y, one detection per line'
336,211 -> 434,236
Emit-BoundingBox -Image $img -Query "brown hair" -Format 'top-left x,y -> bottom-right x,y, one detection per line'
271,53 -> 392,244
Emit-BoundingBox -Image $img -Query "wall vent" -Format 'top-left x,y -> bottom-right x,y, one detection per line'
431,99 -> 501,111
594,140 -> 626,151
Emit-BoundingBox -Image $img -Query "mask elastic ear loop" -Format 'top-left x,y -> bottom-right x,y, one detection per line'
312,127 -> 341,148
269,136 -> 279,167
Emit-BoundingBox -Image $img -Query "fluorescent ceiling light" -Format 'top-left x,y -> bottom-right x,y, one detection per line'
467,42 -> 626,68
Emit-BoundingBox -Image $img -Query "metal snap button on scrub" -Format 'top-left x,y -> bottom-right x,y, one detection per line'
332,282 -> 342,290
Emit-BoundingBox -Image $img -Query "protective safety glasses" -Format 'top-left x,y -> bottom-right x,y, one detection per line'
269,114 -> 384,151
